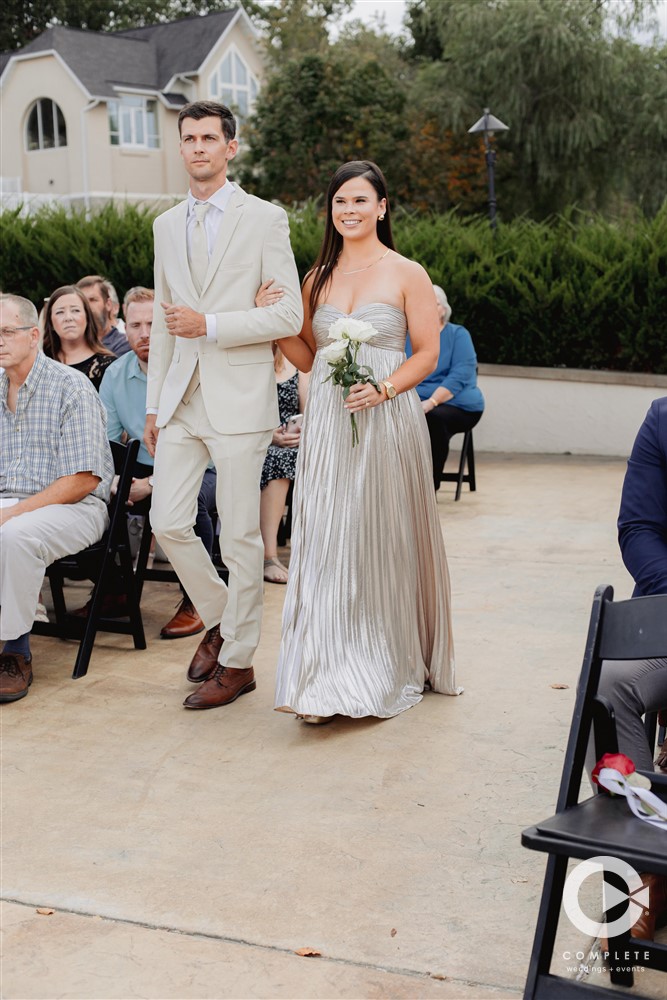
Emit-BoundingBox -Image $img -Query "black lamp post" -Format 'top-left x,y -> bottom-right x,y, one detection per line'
468,107 -> 509,231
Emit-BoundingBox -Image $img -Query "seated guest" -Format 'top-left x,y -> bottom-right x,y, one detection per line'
599,397 -> 667,772
77,274 -> 130,356
0,294 -> 113,702
97,286 -> 216,639
43,285 -> 115,391
407,286 -> 484,491
260,344 -> 309,584
591,397 -> 667,941
105,280 -> 125,334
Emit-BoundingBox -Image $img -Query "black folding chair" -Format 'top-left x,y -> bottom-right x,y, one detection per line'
522,584 -> 667,998
440,428 -> 476,501
32,440 -> 146,679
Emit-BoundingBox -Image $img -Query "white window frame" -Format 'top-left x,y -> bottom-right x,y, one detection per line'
209,44 -> 259,119
108,96 -> 160,149
25,98 -> 67,151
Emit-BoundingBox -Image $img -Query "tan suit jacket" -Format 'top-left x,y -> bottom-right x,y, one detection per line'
147,184 -> 303,434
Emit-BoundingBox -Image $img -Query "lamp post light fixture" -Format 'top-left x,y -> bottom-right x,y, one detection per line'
468,107 -> 509,231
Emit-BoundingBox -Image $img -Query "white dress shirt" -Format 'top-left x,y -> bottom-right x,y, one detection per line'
186,180 -> 236,341
145,180 -> 236,414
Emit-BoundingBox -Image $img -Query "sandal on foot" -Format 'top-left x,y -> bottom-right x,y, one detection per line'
297,714 -> 334,725
264,557 -> 288,584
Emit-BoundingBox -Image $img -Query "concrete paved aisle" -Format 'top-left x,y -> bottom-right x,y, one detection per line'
2,454 -> 656,1000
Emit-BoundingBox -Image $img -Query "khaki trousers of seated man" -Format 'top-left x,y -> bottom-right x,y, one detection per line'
150,386 -> 272,671
0,497 -> 108,640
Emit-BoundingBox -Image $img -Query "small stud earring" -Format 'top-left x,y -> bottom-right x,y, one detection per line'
378,214 -> 385,221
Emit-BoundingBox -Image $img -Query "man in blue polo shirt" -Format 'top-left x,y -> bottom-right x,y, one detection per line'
98,287 -> 217,639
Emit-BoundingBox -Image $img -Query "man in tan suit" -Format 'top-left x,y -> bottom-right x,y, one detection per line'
144,100 -> 302,710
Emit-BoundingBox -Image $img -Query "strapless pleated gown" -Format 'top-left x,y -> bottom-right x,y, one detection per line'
275,303 -> 461,718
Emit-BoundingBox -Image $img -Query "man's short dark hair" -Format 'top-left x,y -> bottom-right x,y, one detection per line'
77,274 -> 110,303
178,101 -> 236,142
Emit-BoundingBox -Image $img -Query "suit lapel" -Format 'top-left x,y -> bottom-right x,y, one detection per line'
201,185 -> 247,296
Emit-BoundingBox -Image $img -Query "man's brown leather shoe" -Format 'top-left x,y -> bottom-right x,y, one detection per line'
160,597 -> 204,640
0,653 -> 33,702
186,623 -> 224,683
602,872 -> 667,955
183,665 -> 256,709
72,593 -> 128,618
631,873 -> 667,940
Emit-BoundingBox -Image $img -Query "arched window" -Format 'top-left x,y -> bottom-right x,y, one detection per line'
209,47 -> 259,119
26,99 -> 67,151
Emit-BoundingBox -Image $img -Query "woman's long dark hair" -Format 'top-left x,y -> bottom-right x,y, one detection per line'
43,285 -> 111,360
308,160 -> 395,318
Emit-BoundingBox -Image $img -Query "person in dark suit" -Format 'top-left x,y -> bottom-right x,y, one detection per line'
596,397 -> 667,941
602,396 -> 667,770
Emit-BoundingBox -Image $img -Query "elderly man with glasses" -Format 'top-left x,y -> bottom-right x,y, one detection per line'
0,294 -> 113,702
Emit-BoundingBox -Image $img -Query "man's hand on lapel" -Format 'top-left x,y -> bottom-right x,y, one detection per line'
162,303 -> 207,339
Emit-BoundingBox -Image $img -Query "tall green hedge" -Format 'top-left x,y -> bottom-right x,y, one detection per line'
0,203 -> 156,310
1,201 -> 665,372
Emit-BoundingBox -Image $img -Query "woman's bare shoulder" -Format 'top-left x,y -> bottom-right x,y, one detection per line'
301,268 -> 321,293
389,252 -> 429,279
385,253 -> 431,296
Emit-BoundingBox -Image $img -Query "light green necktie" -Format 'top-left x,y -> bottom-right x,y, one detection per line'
190,201 -> 210,293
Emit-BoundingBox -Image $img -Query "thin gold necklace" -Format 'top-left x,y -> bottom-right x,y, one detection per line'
337,248 -> 390,276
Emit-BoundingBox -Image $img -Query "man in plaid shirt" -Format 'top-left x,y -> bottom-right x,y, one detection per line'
0,293 -> 114,702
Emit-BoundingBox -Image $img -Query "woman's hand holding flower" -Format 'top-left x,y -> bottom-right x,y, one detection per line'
345,382 -> 384,413
322,317 -> 382,446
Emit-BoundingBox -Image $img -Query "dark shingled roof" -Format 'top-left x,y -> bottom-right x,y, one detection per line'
0,8 -> 240,96
114,9 -> 238,87
15,26 -> 156,96
161,92 -> 190,108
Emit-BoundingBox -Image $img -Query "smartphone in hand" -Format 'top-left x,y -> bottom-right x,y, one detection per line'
286,413 -> 303,432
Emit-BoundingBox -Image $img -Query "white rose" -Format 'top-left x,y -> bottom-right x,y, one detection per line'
327,318 -> 350,341
327,317 -> 377,344
346,320 -> 377,344
320,340 -> 348,363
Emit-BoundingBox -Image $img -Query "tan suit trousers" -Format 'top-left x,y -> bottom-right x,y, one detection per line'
150,386 -> 272,669
0,497 -> 108,640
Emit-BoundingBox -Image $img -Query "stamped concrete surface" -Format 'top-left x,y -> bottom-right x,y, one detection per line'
2,452 -> 657,1000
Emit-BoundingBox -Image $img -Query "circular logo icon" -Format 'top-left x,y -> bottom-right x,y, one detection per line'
563,855 -> 649,938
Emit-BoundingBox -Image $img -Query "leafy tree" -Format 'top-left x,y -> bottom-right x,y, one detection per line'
607,36 -> 667,217
403,0 -> 666,218
247,0 -> 354,65
238,49 -> 406,203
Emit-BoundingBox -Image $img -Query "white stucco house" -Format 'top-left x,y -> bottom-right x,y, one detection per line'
0,5 -> 262,210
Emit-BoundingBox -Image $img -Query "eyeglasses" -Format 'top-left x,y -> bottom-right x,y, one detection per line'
0,326 -> 35,340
